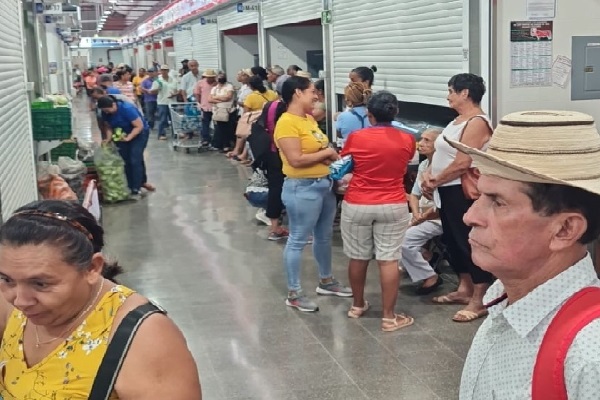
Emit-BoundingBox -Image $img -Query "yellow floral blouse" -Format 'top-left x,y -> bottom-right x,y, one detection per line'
0,285 -> 135,399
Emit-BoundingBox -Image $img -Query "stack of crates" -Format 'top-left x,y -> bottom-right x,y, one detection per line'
31,105 -> 72,141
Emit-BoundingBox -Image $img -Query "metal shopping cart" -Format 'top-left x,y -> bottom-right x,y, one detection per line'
168,102 -> 202,153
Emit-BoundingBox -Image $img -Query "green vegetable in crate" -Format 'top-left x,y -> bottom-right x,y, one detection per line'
112,127 -> 126,142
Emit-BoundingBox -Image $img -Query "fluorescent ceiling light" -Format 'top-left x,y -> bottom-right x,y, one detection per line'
108,0 -> 118,3
103,10 -> 111,15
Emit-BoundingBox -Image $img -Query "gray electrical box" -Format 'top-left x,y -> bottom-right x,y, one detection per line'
572,36 -> 600,100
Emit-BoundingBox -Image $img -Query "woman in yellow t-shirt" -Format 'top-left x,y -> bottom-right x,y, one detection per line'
274,76 -> 352,313
243,76 -> 278,112
132,68 -> 147,106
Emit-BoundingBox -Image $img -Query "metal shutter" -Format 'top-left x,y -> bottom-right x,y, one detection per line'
262,0 -> 322,28
191,20 -> 220,71
173,28 -> 194,63
218,1 -> 258,31
136,44 -> 146,70
332,0 -> 467,106
0,0 -> 38,221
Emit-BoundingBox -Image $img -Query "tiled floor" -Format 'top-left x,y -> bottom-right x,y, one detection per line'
74,97 -> 482,400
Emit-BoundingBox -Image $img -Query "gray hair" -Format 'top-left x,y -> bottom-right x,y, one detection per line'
270,65 -> 285,76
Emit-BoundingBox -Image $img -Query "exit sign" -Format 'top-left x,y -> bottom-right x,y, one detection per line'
321,10 -> 332,25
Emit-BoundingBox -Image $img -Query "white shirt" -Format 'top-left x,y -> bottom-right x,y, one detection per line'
179,71 -> 202,99
460,255 -> 600,400
151,77 -> 178,105
430,115 -> 491,207
411,159 -> 441,225
211,83 -> 234,112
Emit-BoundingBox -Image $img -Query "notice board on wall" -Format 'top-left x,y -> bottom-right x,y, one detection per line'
510,21 -> 553,87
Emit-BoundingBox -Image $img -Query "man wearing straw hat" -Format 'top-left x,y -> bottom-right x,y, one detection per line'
451,110 -> 600,399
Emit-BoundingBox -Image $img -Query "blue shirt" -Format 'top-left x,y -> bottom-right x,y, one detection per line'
106,86 -> 121,95
141,78 -> 157,102
101,100 -> 148,133
336,106 -> 371,139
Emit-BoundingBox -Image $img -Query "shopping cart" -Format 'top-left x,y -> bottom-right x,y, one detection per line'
168,102 -> 202,153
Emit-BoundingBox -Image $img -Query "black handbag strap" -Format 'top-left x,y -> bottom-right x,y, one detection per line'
88,302 -> 165,400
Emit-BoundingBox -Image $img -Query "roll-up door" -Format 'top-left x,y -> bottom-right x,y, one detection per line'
136,44 -> 146,71
0,0 -> 38,220
218,1 -> 258,31
262,0 -> 321,28
191,19 -> 220,71
332,0 -> 466,106
173,27 -> 194,63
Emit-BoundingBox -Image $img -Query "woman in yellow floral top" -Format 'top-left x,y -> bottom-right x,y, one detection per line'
0,200 -> 201,399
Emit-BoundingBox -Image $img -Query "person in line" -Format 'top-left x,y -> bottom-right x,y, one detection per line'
179,59 -> 202,100
401,128 -> 444,294
267,65 -> 290,95
226,69 -> 254,160
209,72 -> 236,152
422,73 -> 494,323
251,66 -> 269,86
194,69 -> 218,146
335,82 -> 372,147
0,200 -> 201,399
274,76 -> 352,312
243,76 -> 278,113
140,67 -> 158,131
340,91 -> 415,331
287,65 -> 302,77
312,79 -> 327,134
132,67 -> 147,109
84,68 -> 98,110
349,66 -> 377,89
114,69 -> 137,105
98,96 -> 149,200
454,111 -> 600,399
150,65 -> 178,140
98,74 -> 121,95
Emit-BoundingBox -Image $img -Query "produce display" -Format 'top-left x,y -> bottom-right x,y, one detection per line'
44,94 -> 70,106
93,144 -> 130,203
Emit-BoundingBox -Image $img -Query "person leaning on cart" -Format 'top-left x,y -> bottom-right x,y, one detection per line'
97,96 -> 151,200
150,64 -> 179,141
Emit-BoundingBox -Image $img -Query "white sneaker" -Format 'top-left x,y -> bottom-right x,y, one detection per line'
255,209 -> 271,226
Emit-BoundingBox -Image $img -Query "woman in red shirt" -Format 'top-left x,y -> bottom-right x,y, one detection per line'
340,91 -> 416,332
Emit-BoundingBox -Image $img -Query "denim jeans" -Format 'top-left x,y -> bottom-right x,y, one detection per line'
157,104 -> 171,138
144,101 -> 157,129
201,110 -> 213,143
115,129 -> 147,194
281,177 -> 337,292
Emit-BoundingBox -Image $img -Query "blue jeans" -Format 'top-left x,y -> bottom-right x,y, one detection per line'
281,177 -> 337,292
116,129 -> 147,194
157,104 -> 171,138
201,110 -> 213,143
144,101 -> 157,129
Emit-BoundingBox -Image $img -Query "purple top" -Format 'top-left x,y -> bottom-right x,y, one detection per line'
141,78 -> 157,102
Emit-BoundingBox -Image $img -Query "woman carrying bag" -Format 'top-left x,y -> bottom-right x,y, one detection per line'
209,72 -> 237,153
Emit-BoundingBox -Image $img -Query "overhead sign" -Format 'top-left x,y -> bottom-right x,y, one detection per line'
42,3 -> 63,15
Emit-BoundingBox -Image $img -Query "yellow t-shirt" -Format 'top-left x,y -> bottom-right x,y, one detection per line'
274,112 -> 330,179
132,75 -> 146,96
244,90 -> 278,112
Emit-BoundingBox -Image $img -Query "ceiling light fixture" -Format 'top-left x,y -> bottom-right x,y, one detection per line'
103,10 -> 111,15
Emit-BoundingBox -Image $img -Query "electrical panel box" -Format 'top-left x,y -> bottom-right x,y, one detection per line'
572,36 -> 600,100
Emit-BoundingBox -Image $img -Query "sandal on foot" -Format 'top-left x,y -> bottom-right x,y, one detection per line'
381,314 -> 414,332
347,301 -> 370,319
432,294 -> 470,305
452,309 -> 488,323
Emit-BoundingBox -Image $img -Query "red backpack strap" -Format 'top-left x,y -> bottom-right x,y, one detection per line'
532,287 -> 600,400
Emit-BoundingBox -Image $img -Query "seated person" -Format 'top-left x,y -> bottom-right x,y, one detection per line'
401,128 -> 444,294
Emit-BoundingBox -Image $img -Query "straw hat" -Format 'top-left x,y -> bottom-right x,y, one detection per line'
446,110 -> 600,196
202,69 -> 217,77
160,64 -> 170,70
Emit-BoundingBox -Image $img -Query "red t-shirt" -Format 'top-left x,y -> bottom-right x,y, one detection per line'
340,125 -> 416,205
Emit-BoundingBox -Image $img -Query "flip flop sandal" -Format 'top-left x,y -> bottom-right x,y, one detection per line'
381,314 -> 414,332
347,301 -> 370,319
432,295 -> 470,305
452,309 -> 488,323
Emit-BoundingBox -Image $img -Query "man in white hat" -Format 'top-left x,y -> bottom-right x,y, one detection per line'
451,111 -> 600,400
193,68 -> 218,146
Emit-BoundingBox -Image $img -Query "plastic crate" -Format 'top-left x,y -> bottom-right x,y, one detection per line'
31,108 -> 72,141
50,141 -> 78,162
31,101 -> 54,110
